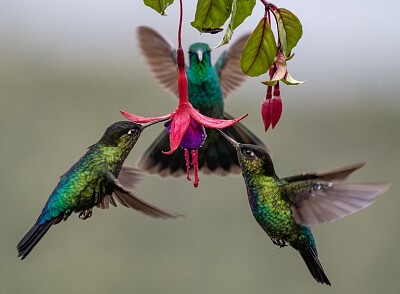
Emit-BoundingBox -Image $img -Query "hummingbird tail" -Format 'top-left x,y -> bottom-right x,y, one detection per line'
138,112 -> 265,177
299,245 -> 331,286
17,217 -> 61,260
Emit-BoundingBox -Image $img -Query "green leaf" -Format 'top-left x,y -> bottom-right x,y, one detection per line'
261,80 -> 277,86
191,0 -> 233,33
273,8 -> 303,56
217,0 -> 256,47
143,0 -> 174,15
282,72 -> 305,85
240,17 -> 277,77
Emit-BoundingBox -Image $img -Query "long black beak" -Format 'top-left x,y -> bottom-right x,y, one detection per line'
218,130 -> 240,148
140,117 -> 170,130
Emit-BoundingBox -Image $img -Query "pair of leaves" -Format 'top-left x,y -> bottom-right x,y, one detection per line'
190,0 -> 256,47
240,8 -> 302,78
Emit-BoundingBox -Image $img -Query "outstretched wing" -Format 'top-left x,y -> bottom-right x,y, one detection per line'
137,26 -> 178,96
97,172 -> 181,219
214,33 -> 250,98
288,181 -> 390,226
283,162 -> 366,183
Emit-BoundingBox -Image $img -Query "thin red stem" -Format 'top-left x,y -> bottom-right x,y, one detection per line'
178,0 -> 183,48
273,82 -> 280,96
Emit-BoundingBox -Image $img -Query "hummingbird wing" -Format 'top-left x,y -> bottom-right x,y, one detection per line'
137,26 -> 178,96
282,162 -> 366,183
214,33 -> 250,98
117,166 -> 142,190
99,172 -> 181,219
287,181 -> 391,226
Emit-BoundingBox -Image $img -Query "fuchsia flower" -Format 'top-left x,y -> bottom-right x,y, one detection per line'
261,80 -> 282,131
121,47 -> 247,187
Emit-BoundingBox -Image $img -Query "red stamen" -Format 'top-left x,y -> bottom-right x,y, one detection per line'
184,148 -> 191,181
191,150 -> 199,187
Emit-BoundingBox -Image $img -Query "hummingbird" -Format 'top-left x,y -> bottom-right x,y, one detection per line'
136,26 -> 265,177
219,131 -> 390,285
17,119 -> 180,260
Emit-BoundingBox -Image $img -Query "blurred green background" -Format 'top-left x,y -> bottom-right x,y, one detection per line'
1,0 -> 399,293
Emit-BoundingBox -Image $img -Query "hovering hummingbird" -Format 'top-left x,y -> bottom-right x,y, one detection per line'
219,131 -> 390,285
17,120 -> 180,260
136,26 -> 265,177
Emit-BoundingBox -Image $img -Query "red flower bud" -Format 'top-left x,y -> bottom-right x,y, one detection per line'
261,95 -> 282,132
270,95 -> 282,129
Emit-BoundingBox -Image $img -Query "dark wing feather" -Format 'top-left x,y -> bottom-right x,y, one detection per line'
214,33 -> 250,98
290,182 -> 391,226
105,172 -> 181,219
283,162 -> 366,183
137,130 -> 186,177
137,26 -> 178,96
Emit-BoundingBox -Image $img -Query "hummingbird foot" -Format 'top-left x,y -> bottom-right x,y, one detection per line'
272,238 -> 287,248
79,209 -> 93,220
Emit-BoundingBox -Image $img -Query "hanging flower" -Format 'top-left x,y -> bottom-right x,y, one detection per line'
261,78 -> 282,131
121,47 -> 247,187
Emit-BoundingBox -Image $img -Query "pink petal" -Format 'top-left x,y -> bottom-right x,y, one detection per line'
270,96 -> 282,129
261,99 -> 271,132
190,108 -> 248,129
120,110 -> 170,123
163,111 -> 191,155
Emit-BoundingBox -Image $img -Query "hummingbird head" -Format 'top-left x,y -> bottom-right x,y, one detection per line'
219,130 -> 276,177
189,43 -> 211,65
99,119 -> 168,149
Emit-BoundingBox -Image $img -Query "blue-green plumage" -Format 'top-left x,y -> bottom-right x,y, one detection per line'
17,120 -> 178,260
219,131 -> 390,285
137,26 -> 265,176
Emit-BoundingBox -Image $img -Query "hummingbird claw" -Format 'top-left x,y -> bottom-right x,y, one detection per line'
272,238 -> 287,248
79,209 -> 93,220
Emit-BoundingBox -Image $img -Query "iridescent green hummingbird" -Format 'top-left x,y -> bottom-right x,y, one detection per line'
136,26 -> 265,177
17,120 -> 180,260
219,131 -> 390,285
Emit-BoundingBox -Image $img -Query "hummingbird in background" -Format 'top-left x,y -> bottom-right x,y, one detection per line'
136,26 -> 265,177
17,120 -> 180,260
219,131 -> 390,285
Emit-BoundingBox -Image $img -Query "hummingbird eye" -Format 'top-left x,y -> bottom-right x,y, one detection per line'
127,129 -> 136,136
243,149 -> 255,157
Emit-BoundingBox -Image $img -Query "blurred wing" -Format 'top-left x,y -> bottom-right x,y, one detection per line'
98,172 -> 181,219
214,33 -> 250,98
283,162 -> 366,183
117,166 -> 142,190
137,26 -> 178,96
290,182 -> 391,226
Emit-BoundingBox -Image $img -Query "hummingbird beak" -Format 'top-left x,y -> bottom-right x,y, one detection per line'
218,130 -> 240,149
196,50 -> 203,62
140,118 -> 170,130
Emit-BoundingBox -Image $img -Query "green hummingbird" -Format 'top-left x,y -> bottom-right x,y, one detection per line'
17,120 -> 180,260
219,131 -> 390,285
136,26 -> 265,177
